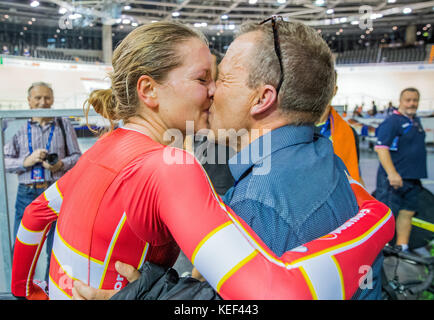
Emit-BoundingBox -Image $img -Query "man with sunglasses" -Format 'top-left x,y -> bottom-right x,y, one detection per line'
73,19 -> 382,300
207,18 -> 381,299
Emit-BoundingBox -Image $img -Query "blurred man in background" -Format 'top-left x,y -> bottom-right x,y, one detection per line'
4,82 -> 82,281
375,88 -> 427,254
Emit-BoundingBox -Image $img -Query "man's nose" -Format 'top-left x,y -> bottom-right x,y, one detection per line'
40,98 -> 50,106
208,81 -> 216,98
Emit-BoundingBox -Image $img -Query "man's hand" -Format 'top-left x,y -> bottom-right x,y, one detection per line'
42,159 -> 64,173
23,149 -> 47,168
72,261 -> 141,300
387,171 -> 403,189
72,280 -> 116,300
375,148 -> 402,190
192,267 -> 206,282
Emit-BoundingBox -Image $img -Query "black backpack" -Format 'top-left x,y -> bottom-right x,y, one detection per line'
110,262 -> 221,300
409,187 -> 434,249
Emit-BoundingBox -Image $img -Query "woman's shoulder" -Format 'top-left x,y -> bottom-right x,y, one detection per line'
120,145 -> 202,180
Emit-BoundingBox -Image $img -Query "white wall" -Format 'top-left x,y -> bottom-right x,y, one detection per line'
0,56 -> 111,109
1,56 -> 434,113
333,63 -> 434,112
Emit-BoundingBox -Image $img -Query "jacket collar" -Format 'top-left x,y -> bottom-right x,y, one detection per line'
228,125 -> 315,182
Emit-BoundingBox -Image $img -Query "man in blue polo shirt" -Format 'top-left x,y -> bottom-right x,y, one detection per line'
375,87 -> 427,252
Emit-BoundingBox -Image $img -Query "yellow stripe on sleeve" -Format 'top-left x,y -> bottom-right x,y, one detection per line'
289,209 -> 392,266
216,251 -> 257,293
191,221 -> 232,264
299,266 -> 318,300
331,255 -> 345,300
99,213 -> 127,288
137,242 -> 149,269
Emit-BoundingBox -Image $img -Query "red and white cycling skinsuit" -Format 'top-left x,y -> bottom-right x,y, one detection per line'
11,127 -> 395,300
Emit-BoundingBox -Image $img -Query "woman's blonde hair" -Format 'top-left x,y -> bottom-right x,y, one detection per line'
84,21 -> 207,132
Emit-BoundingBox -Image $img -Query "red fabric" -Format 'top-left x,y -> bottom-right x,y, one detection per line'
26,283 -> 49,300
12,129 -> 181,297
11,128 -> 395,300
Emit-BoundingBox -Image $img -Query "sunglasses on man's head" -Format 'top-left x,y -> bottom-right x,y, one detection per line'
259,16 -> 284,94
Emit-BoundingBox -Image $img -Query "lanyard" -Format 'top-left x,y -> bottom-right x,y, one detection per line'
320,113 -> 333,138
28,120 -> 56,153
28,120 -> 56,182
320,117 -> 330,136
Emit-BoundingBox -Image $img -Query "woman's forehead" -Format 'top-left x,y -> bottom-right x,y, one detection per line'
177,38 -> 212,70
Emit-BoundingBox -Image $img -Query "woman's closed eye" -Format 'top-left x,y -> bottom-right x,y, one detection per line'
197,75 -> 213,85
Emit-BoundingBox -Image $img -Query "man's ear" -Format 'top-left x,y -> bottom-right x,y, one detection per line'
137,75 -> 158,108
250,85 -> 277,116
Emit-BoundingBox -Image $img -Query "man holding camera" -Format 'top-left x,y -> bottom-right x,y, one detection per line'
4,82 -> 81,280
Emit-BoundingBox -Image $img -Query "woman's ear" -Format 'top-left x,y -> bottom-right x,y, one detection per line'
250,85 -> 278,116
137,75 -> 158,108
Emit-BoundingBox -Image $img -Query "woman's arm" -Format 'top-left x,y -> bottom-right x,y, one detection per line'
73,148 -> 395,300
11,181 -> 62,299
157,148 -> 395,299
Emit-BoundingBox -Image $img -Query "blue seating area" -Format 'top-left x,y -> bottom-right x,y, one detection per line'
1,40 -> 430,66
380,47 -> 427,63
336,46 -> 428,65
336,48 -> 380,64
1,44 -> 101,64
35,49 -> 101,63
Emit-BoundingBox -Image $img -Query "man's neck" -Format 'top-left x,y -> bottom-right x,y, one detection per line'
397,108 -> 414,119
317,105 -> 331,125
236,119 -> 288,152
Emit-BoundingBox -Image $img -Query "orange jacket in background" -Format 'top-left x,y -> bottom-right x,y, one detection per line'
329,106 -> 362,183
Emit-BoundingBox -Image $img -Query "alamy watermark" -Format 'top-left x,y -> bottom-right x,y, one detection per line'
162,121 -> 272,175
58,10 -> 73,30
57,264 -> 74,291
358,265 -> 374,290
359,5 -> 374,30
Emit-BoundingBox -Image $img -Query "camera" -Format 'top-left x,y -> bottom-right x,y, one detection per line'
46,153 -> 59,165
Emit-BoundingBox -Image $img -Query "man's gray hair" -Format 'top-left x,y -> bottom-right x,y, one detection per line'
399,87 -> 420,100
27,82 -> 53,97
237,20 -> 336,125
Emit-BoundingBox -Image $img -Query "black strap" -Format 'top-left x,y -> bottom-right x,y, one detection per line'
56,117 -> 69,156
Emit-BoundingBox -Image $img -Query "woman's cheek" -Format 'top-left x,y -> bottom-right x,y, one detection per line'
193,84 -> 210,105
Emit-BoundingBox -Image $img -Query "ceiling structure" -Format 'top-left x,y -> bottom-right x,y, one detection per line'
0,0 -> 433,36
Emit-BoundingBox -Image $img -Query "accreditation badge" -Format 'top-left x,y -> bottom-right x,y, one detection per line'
32,165 -> 45,182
